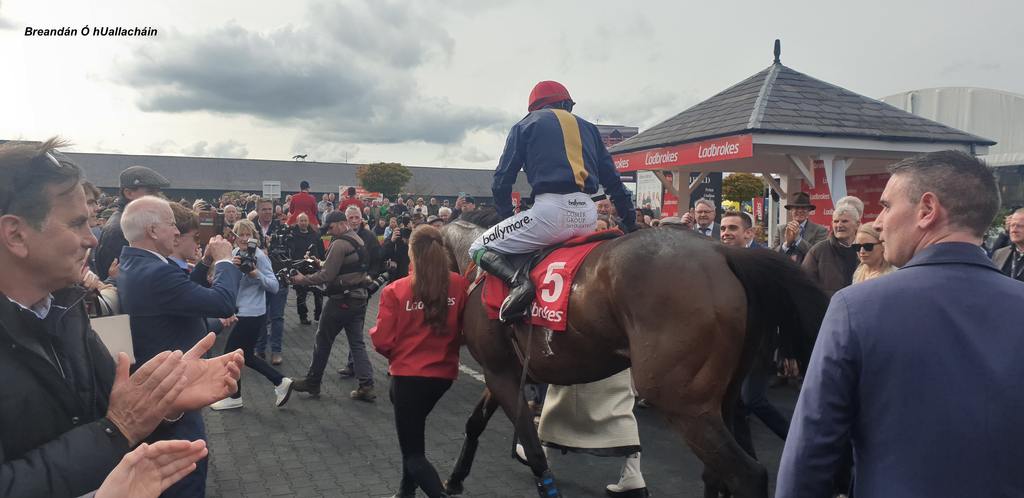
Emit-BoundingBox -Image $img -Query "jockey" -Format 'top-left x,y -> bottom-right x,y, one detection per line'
469,81 -> 637,323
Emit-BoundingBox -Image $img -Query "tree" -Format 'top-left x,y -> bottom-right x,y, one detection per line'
357,162 -> 412,198
722,173 -> 764,203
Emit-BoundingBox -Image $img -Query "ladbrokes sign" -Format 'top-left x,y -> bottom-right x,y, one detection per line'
612,134 -> 752,172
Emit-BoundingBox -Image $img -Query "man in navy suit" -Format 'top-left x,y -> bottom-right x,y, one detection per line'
777,150 -> 1024,497
118,196 -> 243,498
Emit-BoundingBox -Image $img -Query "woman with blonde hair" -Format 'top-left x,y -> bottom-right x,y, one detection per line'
370,225 -> 469,498
852,222 -> 895,283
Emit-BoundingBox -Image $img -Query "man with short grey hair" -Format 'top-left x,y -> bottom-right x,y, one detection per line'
991,208 -> 1024,282
118,196 -> 244,498
682,198 -> 720,239
778,150 -> 1024,497
0,140 -> 242,498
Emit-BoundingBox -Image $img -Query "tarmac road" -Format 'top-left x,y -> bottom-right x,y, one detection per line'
204,292 -> 796,497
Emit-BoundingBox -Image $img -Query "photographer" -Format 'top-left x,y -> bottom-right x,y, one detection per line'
347,206 -> 383,278
290,211 -> 376,402
289,213 -> 325,325
382,217 -> 412,280
210,220 -> 293,411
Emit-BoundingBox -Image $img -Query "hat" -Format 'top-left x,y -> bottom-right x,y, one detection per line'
323,211 -> 347,226
119,166 -> 170,189
784,192 -> 816,210
463,196 -> 477,205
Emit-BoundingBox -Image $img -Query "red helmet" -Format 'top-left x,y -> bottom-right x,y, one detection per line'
528,81 -> 574,112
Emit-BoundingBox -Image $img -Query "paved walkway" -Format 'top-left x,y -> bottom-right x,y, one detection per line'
204,291 -> 797,497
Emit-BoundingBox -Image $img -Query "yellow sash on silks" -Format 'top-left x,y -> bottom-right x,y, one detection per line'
551,109 -> 589,190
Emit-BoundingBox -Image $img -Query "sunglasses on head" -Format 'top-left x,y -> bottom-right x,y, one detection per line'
851,243 -> 878,252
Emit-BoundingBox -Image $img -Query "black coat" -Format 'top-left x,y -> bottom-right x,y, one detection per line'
94,198 -> 127,281
382,238 -> 410,280
289,226 -> 326,261
0,287 -> 131,497
356,226 -> 383,278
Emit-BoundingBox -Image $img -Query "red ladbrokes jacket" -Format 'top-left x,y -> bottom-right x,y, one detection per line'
370,272 -> 469,379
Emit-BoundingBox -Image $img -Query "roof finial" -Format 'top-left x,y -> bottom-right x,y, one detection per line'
773,39 -> 781,64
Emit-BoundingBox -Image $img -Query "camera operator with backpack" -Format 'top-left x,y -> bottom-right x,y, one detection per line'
290,211 -> 376,402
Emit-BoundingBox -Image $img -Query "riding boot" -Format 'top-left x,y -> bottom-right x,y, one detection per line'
606,452 -> 649,497
535,469 -> 562,498
478,250 -> 534,323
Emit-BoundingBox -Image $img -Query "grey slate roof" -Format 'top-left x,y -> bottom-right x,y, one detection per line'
63,152 -> 525,197
610,63 -> 996,154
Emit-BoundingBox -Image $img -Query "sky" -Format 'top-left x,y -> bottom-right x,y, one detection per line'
1,0 -> 1022,169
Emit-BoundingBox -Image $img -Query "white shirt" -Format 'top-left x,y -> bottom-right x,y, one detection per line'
8,294 -> 54,320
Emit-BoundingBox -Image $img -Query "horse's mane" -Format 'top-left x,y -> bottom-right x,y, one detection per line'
458,207 -> 501,228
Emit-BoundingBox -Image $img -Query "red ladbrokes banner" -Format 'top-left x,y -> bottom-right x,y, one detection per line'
612,134 -> 753,173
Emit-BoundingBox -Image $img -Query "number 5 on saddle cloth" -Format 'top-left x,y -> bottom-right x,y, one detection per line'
479,229 -> 621,330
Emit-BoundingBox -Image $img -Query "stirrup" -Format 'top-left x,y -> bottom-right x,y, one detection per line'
499,283 -> 534,323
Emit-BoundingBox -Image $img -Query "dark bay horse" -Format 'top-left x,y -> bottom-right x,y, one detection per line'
441,212 -> 827,497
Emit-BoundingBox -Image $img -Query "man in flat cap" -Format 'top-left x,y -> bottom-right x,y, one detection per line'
95,166 -> 170,280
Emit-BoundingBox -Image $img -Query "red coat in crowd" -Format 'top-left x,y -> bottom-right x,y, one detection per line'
287,191 -> 320,227
339,196 -> 365,215
370,272 -> 469,379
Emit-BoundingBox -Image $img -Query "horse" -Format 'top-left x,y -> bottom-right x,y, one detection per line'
440,209 -> 828,497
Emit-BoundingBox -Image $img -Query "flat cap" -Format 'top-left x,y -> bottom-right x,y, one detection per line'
119,165 -> 170,189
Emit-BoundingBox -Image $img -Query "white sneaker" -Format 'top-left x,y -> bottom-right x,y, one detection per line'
210,397 -> 243,411
274,377 -> 294,407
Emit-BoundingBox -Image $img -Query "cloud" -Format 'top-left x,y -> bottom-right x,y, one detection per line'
118,0 -> 510,145
585,88 -> 699,130
438,144 -> 494,164
147,139 -> 248,158
181,140 -> 249,158
939,60 -> 1002,77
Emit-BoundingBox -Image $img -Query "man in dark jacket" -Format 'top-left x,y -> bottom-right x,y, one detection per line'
778,150 -> 1024,496
0,139 -> 243,497
118,196 -> 244,498
801,204 -> 861,297
346,205 -> 383,278
95,165 -> 170,280
289,213 -> 325,324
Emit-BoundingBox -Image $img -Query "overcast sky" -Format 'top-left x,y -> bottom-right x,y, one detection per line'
1,0 -> 1021,169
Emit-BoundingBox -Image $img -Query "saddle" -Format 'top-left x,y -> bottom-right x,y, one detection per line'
480,228 -> 623,331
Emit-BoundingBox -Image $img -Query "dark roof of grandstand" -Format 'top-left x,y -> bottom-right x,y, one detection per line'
610,61 -> 995,154
63,152 -> 524,197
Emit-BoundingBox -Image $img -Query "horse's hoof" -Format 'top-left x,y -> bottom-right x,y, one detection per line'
444,480 -> 464,495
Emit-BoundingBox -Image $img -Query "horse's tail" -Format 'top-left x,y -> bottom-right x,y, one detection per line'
717,245 -> 828,372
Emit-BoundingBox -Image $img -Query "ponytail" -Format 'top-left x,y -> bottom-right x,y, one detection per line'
409,225 -> 450,333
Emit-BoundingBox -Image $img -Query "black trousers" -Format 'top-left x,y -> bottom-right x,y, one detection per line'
225,315 -> 284,398
390,376 -> 452,498
294,285 -> 323,320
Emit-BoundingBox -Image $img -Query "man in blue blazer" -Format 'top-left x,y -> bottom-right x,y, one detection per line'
777,151 -> 1024,497
117,196 -> 243,498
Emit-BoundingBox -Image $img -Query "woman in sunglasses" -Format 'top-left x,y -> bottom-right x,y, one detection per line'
852,222 -> 895,283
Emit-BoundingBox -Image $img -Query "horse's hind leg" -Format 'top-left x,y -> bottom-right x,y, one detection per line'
444,388 -> 500,495
670,410 -> 768,498
484,366 -> 561,497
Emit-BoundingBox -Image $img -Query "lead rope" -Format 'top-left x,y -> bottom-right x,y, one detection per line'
510,321 -> 534,461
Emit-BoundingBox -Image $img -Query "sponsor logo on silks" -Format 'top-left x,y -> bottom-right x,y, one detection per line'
482,215 -> 532,245
531,301 -> 564,322
567,198 -> 587,207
